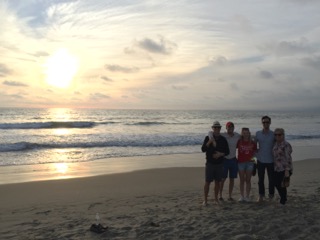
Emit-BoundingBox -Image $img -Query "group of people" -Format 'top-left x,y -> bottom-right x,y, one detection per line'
201,116 -> 293,206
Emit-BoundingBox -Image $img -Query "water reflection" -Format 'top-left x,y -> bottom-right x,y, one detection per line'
54,163 -> 69,174
47,108 -> 72,121
53,128 -> 70,135
50,149 -> 72,179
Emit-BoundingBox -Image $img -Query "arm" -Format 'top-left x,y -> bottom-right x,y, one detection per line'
253,141 -> 258,158
201,136 -> 209,152
284,142 -> 293,176
223,137 -> 230,156
214,137 -> 229,158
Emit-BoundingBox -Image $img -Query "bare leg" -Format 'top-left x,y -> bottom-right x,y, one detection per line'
229,178 -> 234,199
245,171 -> 252,199
219,178 -> 226,198
239,170 -> 245,198
214,180 -> 220,203
204,182 -> 210,205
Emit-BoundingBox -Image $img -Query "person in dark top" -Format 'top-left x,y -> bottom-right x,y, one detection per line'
201,121 -> 230,206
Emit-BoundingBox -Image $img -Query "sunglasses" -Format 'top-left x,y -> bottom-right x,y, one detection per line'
213,126 -> 221,129
274,134 -> 283,136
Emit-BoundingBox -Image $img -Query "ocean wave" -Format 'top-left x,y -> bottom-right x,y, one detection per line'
0,121 -> 95,129
126,121 -> 191,126
0,138 -> 202,152
0,120 -> 190,129
126,121 -> 169,126
1,133 -> 319,152
287,134 -> 320,140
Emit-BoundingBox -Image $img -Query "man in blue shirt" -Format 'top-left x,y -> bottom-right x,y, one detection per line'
255,116 -> 275,202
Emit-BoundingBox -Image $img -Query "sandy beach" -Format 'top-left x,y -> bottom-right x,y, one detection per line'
1,154 -> 320,239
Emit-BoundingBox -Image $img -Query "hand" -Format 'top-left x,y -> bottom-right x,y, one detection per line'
213,152 -> 223,159
212,153 -> 219,159
207,138 -> 216,147
285,170 -> 289,177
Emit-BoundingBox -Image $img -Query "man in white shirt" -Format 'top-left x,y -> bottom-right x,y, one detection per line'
220,122 -> 240,201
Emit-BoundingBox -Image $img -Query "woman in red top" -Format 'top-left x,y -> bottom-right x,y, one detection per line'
237,128 -> 257,202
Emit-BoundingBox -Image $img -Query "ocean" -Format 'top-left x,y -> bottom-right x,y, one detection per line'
0,108 -> 320,167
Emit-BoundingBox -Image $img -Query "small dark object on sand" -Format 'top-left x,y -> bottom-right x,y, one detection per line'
90,223 -> 108,234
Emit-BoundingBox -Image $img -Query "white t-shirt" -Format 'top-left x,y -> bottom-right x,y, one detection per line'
221,132 -> 241,159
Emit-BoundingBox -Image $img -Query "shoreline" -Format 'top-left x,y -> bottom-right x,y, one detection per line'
0,145 -> 319,185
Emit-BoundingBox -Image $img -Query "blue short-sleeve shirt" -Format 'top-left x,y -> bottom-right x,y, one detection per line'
255,130 -> 274,163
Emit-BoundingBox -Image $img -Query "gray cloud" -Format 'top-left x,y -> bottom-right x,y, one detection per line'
0,91 -> 25,99
100,76 -> 113,82
210,56 -> 228,66
9,94 -> 24,99
301,56 -> 320,69
259,70 -> 274,79
259,38 -> 313,56
3,80 -> 28,87
105,64 -> 139,73
136,36 -> 177,55
172,85 -> 188,90
33,51 -> 49,57
230,82 -> 239,91
276,40 -> 311,55
0,64 -> 12,77
90,92 -> 110,99
232,15 -> 254,33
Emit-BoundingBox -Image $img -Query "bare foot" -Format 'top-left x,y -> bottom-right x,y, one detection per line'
213,199 -> 220,205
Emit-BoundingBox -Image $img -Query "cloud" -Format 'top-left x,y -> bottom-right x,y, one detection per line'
90,92 -> 110,100
3,80 -> 28,87
135,36 -> 177,55
210,56 -> 228,66
0,64 -> 12,77
230,82 -> 239,91
259,70 -> 274,79
0,91 -> 25,100
1,0 -> 320,110
9,94 -> 25,99
259,38 -> 313,56
105,64 -> 139,73
100,76 -> 113,82
172,85 -> 188,90
231,15 -> 254,33
33,51 -> 50,57
301,56 -> 320,69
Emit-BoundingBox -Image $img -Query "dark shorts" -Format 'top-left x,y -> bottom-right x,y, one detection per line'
222,157 -> 238,179
205,163 -> 223,182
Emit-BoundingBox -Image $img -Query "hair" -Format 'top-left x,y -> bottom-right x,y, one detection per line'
274,128 -> 285,136
261,115 -> 271,122
241,127 -> 253,142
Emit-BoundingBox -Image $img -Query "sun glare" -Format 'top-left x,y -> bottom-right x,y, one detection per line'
45,48 -> 79,88
55,163 -> 69,174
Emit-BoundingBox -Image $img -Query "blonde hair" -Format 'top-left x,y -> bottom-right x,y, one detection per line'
274,128 -> 285,137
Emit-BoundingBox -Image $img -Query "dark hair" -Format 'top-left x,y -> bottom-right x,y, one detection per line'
261,115 -> 271,122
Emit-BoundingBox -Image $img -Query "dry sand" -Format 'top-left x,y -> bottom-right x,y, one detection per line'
0,155 -> 320,239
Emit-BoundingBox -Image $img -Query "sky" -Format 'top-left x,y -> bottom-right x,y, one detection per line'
1,0 -> 320,110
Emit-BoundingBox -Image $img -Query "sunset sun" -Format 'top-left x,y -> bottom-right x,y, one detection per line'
45,48 -> 79,88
